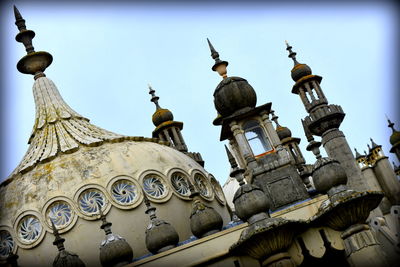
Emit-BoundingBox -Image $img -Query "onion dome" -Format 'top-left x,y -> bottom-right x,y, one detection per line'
98,208 -> 133,267
188,181 -> 223,238
285,41 -> 312,82
208,39 -> 257,118
50,220 -> 86,267
144,195 -> 179,254
308,140 -> 347,196
387,119 -> 400,146
149,85 -> 174,127
225,146 -> 270,224
271,110 -> 292,140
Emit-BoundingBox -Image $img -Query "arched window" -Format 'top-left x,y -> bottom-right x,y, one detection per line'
243,120 -> 273,157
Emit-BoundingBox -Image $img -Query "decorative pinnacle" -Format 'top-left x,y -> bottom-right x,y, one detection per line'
207,38 -> 229,77
308,140 -> 322,159
370,138 -> 378,148
14,5 -> 35,54
143,193 -> 157,220
225,145 -> 238,169
148,84 -> 161,110
97,204 -> 112,235
386,116 -> 397,133
270,110 -> 281,127
354,148 -> 362,158
285,40 -> 300,66
50,219 -> 65,251
301,119 -> 314,142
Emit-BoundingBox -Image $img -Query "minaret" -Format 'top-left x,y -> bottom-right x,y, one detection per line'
11,6 -> 126,176
387,118 -> 400,161
285,41 -> 366,191
208,39 -> 308,211
148,85 -> 204,166
367,138 -> 400,206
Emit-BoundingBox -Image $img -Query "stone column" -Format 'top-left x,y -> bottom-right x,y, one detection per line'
321,128 -> 366,191
230,121 -> 254,164
260,111 -> 281,148
373,157 -> 400,205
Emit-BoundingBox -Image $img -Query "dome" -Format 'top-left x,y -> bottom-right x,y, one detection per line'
390,130 -> 400,146
152,108 -> 174,127
291,63 -> 312,82
276,126 -> 292,140
312,157 -> 347,193
100,233 -> 133,266
213,76 -> 257,117
233,184 -> 270,223
0,140 -> 230,265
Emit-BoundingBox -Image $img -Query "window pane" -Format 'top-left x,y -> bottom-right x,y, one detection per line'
243,120 -> 272,156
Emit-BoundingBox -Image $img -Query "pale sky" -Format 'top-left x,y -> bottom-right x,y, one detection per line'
1,1 -> 399,184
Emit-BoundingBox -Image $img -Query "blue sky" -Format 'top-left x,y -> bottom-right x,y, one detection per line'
1,1 -> 399,183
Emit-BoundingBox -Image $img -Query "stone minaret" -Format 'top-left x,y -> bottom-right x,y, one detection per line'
208,39 -> 308,211
285,41 -> 366,191
149,85 -> 204,166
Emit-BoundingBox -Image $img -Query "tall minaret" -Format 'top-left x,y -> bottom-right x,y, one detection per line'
285,41 -> 366,191
148,85 -> 204,166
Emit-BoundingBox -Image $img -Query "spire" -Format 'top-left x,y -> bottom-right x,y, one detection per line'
144,193 -> 157,220
98,204 -> 112,235
354,148 -> 362,158
13,5 -> 53,78
149,84 -> 161,110
225,145 -> 245,186
370,138 -> 379,149
207,38 -> 229,78
270,110 -> 281,127
50,219 -> 66,251
225,145 -> 238,169
285,40 -> 299,66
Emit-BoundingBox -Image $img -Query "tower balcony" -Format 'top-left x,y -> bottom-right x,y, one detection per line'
303,104 -> 345,136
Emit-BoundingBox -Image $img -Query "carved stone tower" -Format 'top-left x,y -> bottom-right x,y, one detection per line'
285,42 -> 366,191
208,39 -> 308,211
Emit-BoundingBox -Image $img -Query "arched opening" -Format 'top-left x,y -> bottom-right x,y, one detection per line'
243,120 -> 273,157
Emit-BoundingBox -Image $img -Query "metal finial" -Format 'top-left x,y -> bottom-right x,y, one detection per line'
50,219 -> 66,251
148,84 -> 161,110
97,203 -> 112,235
225,145 -> 238,169
143,193 -> 157,220
206,38 -> 229,75
270,110 -> 281,127
301,119 -> 314,142
13,6 -> 53,77
386,116 -> 396,132
285,40 -> 299,66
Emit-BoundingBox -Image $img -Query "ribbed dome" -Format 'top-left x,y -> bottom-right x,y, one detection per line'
276,126 -> 292,140
291,63 -> 312,82
213,77 -> 257,117
152,108 -> 174,127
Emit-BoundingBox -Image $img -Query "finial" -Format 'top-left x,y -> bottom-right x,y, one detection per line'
97,204 -> 112,235
285,40 -> 299,66
187,179 -> 200,199
364,150 -> 367,155
207,38 -> 229,78
143,193 -> 157,220
270,110 -> 281,127
225,145 -> 238,169
302,119 -> 314,142
370,138 -> 379,148
308,140 -> 322,159
354,148 -> 362,158
50,219 -> 66,251
386,116 -> 396,132
148,84 -> 161,110
13,6 -> 53,78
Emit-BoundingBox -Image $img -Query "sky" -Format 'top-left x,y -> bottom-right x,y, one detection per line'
1,1 -> 399,184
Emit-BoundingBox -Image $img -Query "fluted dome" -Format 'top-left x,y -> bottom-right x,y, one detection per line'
312,157 -> 347,193
152,108 -> 174,127
291,63 -> 312,82
213,77 -> 257,117
276,126 -> 292,140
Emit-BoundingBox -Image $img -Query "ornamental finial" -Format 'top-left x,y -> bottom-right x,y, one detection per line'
13,6 -> 53,78
148,84 -> 161,110
207,38 -> 229,78
285,40 -> 299,66
50,219 -> 66,252
97,203 -> 112,235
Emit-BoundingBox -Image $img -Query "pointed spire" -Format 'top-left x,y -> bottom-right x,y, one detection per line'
50,219 -> 66,251
148,84 -> 161,110
367,144 -> 371,152
143,193 -> 157,220
285,40 -> 299,66
13,6 -> 53,78
370,138 -> 379,149
270,110 -> 281,127
207,38 -> 229,78
354,148 -> 362,158
225,145 -> 238,169
97,204 -> 112,235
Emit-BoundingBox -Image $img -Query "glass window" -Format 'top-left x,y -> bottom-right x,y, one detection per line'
243,120 -> 272,156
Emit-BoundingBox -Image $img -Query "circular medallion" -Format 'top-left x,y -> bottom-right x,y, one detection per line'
111,179 -> 138,205
210,177 -> 226,204
17,215 -> 42,244
78,189 -> 106,215
143,176 -> 166,198
171,173 -> 191,197
194,173 -> 212,199
46,201 -> 73,229
0,230 -> 14,258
